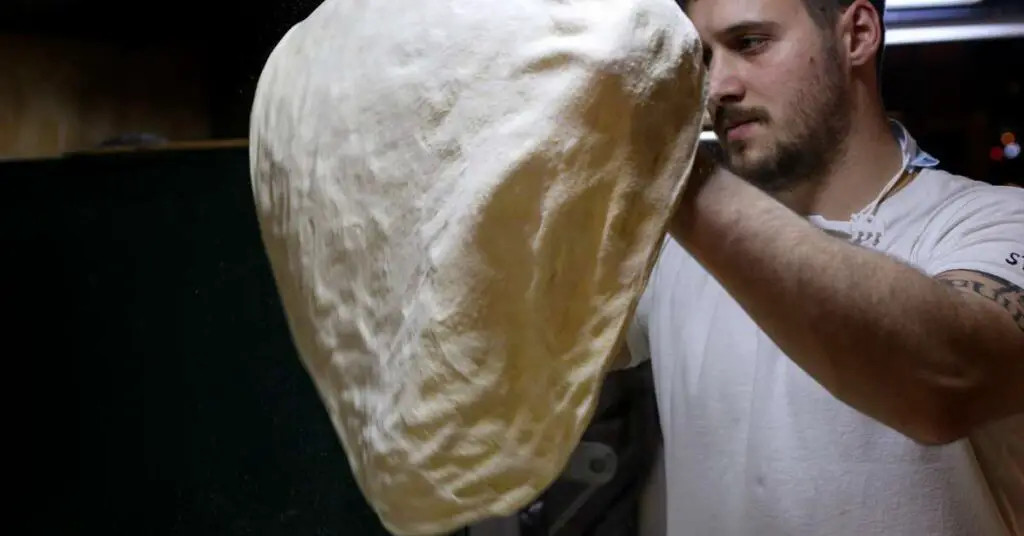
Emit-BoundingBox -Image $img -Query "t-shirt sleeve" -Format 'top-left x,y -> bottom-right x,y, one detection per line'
624,280 -> 654,368
921,184 -> 1024,290
624,239 -> 670,369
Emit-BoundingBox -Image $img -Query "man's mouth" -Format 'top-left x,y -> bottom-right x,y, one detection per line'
723,119 -> 759,141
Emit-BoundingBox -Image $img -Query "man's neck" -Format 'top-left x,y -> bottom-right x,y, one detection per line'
777,112 -> 905,221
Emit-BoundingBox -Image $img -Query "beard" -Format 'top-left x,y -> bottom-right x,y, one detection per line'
714,42 -> 852,194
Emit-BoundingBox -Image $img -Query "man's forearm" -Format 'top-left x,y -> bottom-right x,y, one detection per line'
669,170 -> 1014,444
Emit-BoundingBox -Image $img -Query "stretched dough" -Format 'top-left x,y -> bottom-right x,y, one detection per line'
249,0 -> 706,534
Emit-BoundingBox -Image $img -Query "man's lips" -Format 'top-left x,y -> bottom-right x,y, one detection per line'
723,120 -> 758,141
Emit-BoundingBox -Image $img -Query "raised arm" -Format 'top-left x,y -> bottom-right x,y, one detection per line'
668,161 -> 1024,445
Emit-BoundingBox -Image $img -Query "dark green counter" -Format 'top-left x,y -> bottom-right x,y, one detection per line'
4,146 -> 399,535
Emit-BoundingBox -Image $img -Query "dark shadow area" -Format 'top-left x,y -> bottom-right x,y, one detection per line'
3,147 -> 393,536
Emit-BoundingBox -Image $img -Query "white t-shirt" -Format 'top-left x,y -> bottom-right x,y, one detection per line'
627,167 -> 1024,536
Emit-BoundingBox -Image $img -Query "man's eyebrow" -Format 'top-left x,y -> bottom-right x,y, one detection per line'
700,20 -> 781,62
716,20 -> 782,39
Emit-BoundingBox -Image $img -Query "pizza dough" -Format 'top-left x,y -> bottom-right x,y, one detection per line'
249,0 -> 706,534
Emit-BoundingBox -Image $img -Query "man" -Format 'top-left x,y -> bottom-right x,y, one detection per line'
623,0 -> 1024,534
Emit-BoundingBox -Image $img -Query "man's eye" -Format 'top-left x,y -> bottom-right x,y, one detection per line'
737,36 -> 768,52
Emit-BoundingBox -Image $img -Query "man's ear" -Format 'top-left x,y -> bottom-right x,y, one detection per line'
840,0 -> 883,67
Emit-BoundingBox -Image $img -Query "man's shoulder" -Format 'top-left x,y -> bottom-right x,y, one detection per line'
916,168 -> 1022,206
893,168 -> 1024,280
894,168 -> 1024,228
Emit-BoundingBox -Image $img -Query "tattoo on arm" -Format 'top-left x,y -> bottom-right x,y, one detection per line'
938,270 -> 1024,332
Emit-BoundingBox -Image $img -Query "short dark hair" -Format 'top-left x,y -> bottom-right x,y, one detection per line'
803,0 -> 855,28
803,0 -> 887,77
803,0 -> 885,33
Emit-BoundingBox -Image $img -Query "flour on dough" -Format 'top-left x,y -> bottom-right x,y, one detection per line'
249,0 -> 706,534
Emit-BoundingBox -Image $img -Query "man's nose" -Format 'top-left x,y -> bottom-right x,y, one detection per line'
706,58 -> 745,108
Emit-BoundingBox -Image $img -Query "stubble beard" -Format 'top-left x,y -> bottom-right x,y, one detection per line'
721,42 -> 853,195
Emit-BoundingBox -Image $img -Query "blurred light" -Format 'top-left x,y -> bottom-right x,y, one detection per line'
1005,142 -> 1021,160
887,0 -> 982,8
887,21 -> 1024,45
990,147 -> 1004,161
1001,132 -> 1016,146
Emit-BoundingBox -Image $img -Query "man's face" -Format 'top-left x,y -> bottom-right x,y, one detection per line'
687,0 -> 852,192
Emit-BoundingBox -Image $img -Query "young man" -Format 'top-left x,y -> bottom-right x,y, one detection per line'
624,0 -> 1024,534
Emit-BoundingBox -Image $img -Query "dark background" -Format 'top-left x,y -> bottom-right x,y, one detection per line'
6,147 -> 401,535
1,0 -> 1020,182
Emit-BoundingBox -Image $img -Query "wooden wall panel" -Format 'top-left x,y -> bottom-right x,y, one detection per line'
0,34 -> 211,159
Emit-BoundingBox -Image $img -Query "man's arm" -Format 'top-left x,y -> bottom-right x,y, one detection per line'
935,270 -> 1024,331
669,165 -> 1024,445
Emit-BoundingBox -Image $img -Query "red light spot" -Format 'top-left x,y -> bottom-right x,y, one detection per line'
990,147 -> 1004,161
